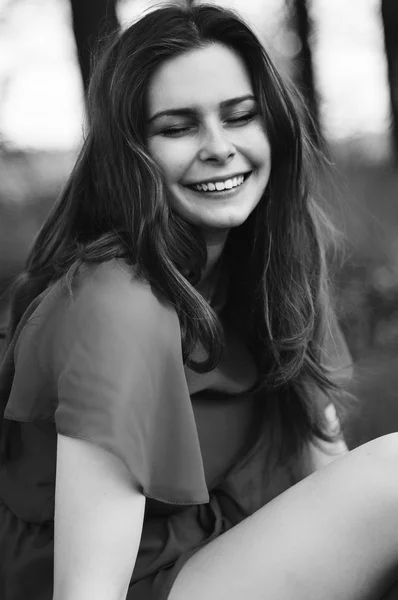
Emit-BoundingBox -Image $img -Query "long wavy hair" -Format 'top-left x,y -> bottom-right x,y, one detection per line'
3,3 -> 350,463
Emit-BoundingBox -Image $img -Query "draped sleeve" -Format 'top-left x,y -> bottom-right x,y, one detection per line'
3,260 -> 209,505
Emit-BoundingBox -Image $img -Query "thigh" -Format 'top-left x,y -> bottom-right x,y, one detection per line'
169,433 -> 398,600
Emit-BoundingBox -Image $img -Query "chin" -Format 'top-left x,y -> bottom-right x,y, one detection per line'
199,209 -> 255,230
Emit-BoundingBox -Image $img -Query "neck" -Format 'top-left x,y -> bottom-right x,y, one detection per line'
195,228 -> 229,299
203,228 -> 229,276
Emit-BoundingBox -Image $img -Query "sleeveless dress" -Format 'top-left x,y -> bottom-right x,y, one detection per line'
0,258 -> 351,600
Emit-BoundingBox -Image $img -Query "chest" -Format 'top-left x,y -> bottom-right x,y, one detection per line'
185,319 -> 259,489
191,390 -> 257,489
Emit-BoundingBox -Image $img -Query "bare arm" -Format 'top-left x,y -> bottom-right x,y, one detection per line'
53,434 -> 146,600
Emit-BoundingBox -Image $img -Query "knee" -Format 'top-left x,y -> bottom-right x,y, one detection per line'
355,433 -> 398,463
345,433 -> 398,503
316,433 -> 398,503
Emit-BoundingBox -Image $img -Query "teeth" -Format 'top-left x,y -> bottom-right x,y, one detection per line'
193,174 -> 246,192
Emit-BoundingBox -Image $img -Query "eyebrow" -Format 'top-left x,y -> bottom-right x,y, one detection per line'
147,94 -> 256,123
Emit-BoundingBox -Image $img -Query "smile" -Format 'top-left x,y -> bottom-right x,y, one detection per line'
185,172 -> 252,193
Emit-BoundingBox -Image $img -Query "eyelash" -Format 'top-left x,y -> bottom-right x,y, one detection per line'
161,112 -> 258,137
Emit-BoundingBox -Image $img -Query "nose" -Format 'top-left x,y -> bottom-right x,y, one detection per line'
198,123 -> 235,164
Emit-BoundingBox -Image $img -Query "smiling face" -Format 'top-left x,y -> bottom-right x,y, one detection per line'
146,43 -> 271,238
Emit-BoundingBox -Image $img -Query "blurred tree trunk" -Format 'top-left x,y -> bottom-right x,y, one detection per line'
288,0 -> 322,145
381,0 -> 398,165
70,0 -> 119,94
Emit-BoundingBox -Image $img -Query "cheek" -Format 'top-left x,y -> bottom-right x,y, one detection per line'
148,140 -> 195,184
251,133 -> 271,167
237,126 -> 271,169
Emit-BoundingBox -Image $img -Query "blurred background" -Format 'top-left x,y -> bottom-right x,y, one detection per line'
0,0 -> 398,448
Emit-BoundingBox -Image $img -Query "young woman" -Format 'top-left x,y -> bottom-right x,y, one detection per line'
0,4 -> 398,600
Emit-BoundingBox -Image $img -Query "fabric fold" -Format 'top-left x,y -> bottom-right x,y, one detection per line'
2,260 -> 209,506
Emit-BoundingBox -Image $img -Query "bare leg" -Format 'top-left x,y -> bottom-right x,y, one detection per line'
169,433 -> 398,600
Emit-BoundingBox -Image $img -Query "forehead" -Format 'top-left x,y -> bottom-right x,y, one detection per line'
147,43 -> 253,114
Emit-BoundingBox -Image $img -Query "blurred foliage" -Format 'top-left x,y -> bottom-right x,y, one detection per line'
0,148 -> 75,325
328,162 -> 398,360
319,158 -> 398,447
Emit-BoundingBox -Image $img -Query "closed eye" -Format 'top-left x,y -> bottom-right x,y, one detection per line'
226,112 -> 258,126
161,126 -> 194,137
160,112 -> 258,137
